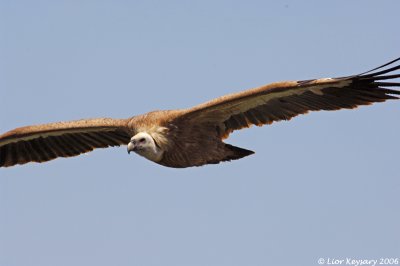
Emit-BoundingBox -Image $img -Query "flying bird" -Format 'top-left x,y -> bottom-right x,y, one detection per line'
1,58 -> 399,168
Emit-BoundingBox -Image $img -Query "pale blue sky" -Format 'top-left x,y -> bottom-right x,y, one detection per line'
1,1 -> 399,266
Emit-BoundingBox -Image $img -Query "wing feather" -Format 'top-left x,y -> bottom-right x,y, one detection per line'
0,118 -> 131,167
177,57 -> 400,139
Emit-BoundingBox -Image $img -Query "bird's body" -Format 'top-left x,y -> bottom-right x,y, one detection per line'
1,57 -> 399,168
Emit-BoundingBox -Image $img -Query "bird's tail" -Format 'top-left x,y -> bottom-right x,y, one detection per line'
222,143 -> 255,162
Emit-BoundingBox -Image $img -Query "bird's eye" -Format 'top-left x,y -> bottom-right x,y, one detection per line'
139,138 -> 145,143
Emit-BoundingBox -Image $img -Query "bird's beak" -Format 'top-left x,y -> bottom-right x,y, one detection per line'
127,142 -> 135,154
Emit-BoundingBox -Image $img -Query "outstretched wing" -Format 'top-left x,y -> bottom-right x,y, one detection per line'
0,118 -> 131,167
177,57 -> 400,139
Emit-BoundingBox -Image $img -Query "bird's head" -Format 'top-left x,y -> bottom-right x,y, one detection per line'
127,132 -> 163,162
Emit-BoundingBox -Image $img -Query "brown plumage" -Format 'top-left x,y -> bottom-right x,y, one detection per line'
1,57 -> 399,168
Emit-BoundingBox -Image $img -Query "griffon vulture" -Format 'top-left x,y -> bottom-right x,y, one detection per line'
1,58 -> 399,168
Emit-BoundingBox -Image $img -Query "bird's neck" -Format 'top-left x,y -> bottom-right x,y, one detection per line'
135,145 -> 164,162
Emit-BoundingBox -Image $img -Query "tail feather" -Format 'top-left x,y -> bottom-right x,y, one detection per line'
222,144 -> 254,162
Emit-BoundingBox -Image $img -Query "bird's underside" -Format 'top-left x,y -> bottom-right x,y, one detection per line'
1,57 -> 399,168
